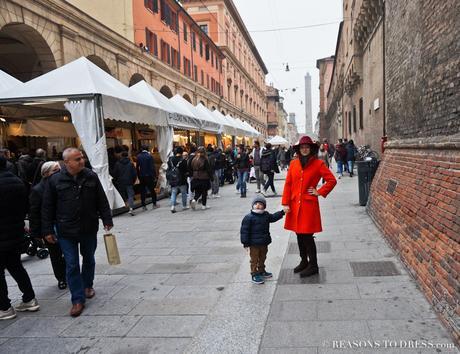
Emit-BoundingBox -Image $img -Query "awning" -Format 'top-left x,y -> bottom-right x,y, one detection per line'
7,120 -> 78,138
194,103 -> 222,133
170,95 -> 220,133
0,70 -> 22,94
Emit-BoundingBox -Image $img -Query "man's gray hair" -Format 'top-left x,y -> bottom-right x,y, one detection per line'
62,147 -> 80,161
41,161 -> 60,177
35,148 -> 46,158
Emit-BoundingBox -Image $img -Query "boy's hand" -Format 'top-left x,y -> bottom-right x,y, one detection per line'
283,205 -> 290,214
244,246 -> 249,253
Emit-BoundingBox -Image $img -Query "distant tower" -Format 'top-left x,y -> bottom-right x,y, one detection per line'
288,113 -> 296,125
304,72 -> 313,134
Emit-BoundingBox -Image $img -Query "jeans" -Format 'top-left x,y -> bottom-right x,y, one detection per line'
263,172 -> 276,193
59,235 -> 97,305
139,176 -> 157,206
337,161 -> 343,175
171,184 -> 188,207
219,168 -> 225,186
347,160 -> 354,175
126,185 -> 135,209
237,170 -> 248,195
211,170 -> 221,195
0,251 -> 35,310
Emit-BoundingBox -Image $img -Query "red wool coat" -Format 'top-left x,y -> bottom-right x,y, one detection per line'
282,158 -> 337,234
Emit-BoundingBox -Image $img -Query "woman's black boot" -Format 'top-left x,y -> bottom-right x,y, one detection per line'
293,234 -> 309,273
299,235 -> 319,277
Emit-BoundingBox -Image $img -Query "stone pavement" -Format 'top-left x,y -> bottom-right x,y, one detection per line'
0,169 -> 458,353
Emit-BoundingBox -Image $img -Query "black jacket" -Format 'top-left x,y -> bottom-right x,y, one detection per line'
240,210 -> 284,247
0,169 -> 28,252
30,157 -> 46,186
260,149 -> 279,173
42,167 -> 113,239
29,179 -> 47,238
112,157 -> 137,187
168,155 -> 188,186
235,152 -> 250,170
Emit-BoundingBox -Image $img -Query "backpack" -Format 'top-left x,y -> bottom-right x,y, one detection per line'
260,153 -> 272,173
166,158 -> 181,187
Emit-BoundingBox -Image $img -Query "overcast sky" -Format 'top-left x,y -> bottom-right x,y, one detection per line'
233,0 -> 342,134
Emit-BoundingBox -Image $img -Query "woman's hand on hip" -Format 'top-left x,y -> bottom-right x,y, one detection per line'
308,187 -> 319,196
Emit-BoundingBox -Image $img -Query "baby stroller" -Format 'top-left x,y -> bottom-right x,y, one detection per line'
21,227 -> 49,260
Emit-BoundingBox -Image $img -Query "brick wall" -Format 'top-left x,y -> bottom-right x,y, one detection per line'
368,0 -> 460,343
385,0 -> 460,139
368,145 -> 460,342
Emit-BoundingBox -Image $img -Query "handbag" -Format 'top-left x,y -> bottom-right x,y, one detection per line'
103,233 -> 121,265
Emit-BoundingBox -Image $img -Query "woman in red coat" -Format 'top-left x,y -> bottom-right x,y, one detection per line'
281,136 -> 337,277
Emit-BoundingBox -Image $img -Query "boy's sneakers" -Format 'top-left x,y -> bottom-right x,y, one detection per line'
251,274 -> 265,284
0,307 -> 16,320
15,298 -> 40,312
260,271 -> 273,278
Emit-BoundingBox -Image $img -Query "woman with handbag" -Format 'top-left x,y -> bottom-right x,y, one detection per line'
281,136 -> 337,277
189,147 -> 212,210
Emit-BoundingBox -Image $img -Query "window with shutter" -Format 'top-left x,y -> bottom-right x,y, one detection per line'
199,39 -> 203,57
205,44 -> 210,60
192,32 -> 196,51
359,98 -> 363,129
353,105 -> 357,133
160,0 -> 165,21
183,23 -> 188,42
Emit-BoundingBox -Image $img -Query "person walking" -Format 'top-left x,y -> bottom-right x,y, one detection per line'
234,145 -> 251,198
29,161 -> 67,290
189,147 -> 212,210
281,136 -> 337,277
207,146 -> 220,199
112,151 -> 137,215
261,143 -> 279,196
277,147 -> 287,171
240,195 -> 284,284
0,157 -> 40,320
251,141 -> 264,192
346,139 -> 358,177
42,148 -> 113,317
0,148 -> 17,175
334,139 -> 347,179
136,145 -> 158,211
30,148 -> 47,186
167,146 -> 189,213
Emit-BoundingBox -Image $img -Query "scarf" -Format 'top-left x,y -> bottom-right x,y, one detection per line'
252,209 -> 265,214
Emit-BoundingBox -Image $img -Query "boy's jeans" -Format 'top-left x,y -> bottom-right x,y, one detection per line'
337,161 -> 343,175
59,235 -> 97,305
249,245 -> 268,275
237,170 -> 248,195
170,184 -> 188,207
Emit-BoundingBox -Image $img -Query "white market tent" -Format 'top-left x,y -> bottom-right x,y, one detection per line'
130,81 -> 201,131
0,57 -> 170,208
212,110 -> 238,136
194,103 -> 223,133
235,118 -> 259,138
267,135 -> 289,146
170,95 -> 221,133
0,70 -> 22,93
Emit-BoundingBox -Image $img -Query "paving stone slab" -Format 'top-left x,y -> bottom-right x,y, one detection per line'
260,348 -> 318,354
0,337 -> 98,354
274,284 -> 360,302
145,263 -> 197,274
60,315 -> 140,337
166,285 -> 224,300
0,317 -> 74,337
130,255 -> 191,264
116,274 -> 171,285
268,300 -> 318,321
357,281 -> 421,299
164,272 -> 234,286
129,298 -> 218,315
261,320 -> 371,348
127,315 -> 206,337
114,284 -> 174,300
86,338 -> 190,354
350,261 -> 401,277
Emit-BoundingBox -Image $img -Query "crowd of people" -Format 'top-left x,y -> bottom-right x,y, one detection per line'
0,135 -> 351,318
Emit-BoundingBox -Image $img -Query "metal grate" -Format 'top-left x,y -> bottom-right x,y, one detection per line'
277,268 -> 326,285
287,241 -> 331,254
350,261 -> 401,277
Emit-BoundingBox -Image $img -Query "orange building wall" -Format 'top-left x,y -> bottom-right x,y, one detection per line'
132,0 -> 223,98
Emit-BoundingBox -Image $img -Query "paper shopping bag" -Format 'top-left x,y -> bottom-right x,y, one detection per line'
104,233 -> 121,265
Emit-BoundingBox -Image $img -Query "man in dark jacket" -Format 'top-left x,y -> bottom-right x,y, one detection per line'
136,145 -> 158,211
334,139 -> 347,179
42,148 -> 113,317
112,151 -> 137,215
0,148 -> 17,175
345,140 -> 358,177
167,146 -> 189,213
260,143 -> 279,196
240,195 -> 284,284
0,157 -> 39,320
234,145 -> 251,198
30,148 -> 47,186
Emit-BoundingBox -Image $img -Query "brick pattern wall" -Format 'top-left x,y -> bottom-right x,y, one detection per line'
369,147 -> 460,342
385,0 -> 460,139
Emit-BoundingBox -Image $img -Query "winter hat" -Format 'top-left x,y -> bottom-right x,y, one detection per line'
252,195 -> 266,209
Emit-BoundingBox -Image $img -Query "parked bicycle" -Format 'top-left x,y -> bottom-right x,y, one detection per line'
356,145 -> 379,161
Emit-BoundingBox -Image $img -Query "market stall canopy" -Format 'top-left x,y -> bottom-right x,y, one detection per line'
235,118 -> 259,138
211,110 -> 236,136
0,69 -> 22,93
195,103 -> 222,133
267,135 -> 289,146
170,95 -> 220,133
225,115 -> 247,137
130,81 -> 201,130
0,57 -> 168,126
7,120 -> 78,138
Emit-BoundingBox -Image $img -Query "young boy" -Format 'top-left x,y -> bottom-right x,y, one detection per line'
240,196 -> 285,284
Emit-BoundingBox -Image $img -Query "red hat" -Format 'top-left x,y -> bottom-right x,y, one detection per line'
294,135 -> 315,147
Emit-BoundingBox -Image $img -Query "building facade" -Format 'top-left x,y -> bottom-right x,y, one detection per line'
266,85 -> 280,137
368,0 -> 460,343
0,0 -> 267,136
316,56 -> 334,139
324,0 -> 384,150
181,0 -> 268,134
